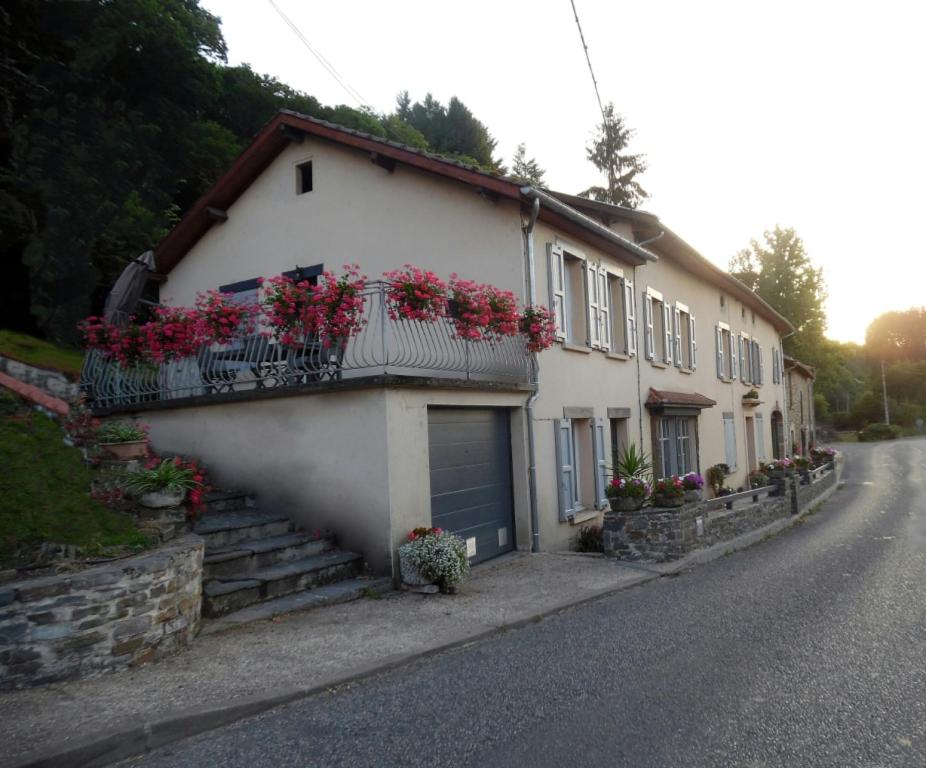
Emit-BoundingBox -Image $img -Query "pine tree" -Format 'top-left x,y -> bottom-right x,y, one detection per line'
510,143 -> 546,186
579,103 -> 648,208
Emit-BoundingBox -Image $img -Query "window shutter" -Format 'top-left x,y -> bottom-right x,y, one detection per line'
740,334 -> 748,383
553,419 -> 576,521
723,413 -> 738,471
731,332 -> 739,380
598,270 -> 611,352
624,279 -> 637,356
593,418 -> 608,509
663,302 -> 673,365
757,342 -> 764,385
587,262 -> 600,348
548,244 -> 566,340
690,315 -> 698,370
755,413 -> 766,461
644,293 -> 654,360
673,307 -> 682,367
772,347 -> 780,384
715,325 -> 724,379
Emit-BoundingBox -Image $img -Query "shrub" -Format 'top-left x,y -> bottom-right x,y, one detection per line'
613,443 -> 652,482
858,423 -> 900,442
574,524 -> 603,553
706,464 -> 729,493
606,477 -> 650,499
96,421 -> 148,443
681,472 -> 704,491
653,476 -> 685,498
122,458 -> 199,497
748,471 -> 769,489
399,528 -> 469,592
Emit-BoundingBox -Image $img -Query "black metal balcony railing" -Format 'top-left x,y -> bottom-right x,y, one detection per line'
80,281 -> 534,409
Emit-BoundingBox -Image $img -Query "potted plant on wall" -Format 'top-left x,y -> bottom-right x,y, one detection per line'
653,476 -> 685,508
95,421 -> 149,460
706,463 -> 729,497
606,477 -> 651,512
398,527 -> 470,594
681,472 -> 704,503
122,458 -> 202,509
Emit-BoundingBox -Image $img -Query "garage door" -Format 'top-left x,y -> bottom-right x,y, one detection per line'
428,408 -> 515,565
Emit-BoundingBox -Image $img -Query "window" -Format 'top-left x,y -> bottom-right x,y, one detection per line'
554,417 -> 608,520
739,332 -> 751,384
715,322 -> 736,380
755,413 -> 766,461
604,272 -> 637,357
644,288 -> 671,364
722,412 -> 738,470
548,244 -> 588,345
772,347 -> 782,384
674,302 -> 697,370
610,414 -> 630,465
296,161 -> 313,194
653,416 -> 697,478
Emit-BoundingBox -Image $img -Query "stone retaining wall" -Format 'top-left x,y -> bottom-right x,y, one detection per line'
604,465 -> 840,562
0,355 -> 80,402
0,535 -> 203,690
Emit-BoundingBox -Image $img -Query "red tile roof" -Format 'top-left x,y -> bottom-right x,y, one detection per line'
645,388 -> 717,409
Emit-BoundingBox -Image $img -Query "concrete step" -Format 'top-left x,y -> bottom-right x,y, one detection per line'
200,577 -> 393,635
203,533 -> 334,579
193,510 -> 292,549
202,551 -> 364,618
201,489 -> 254,515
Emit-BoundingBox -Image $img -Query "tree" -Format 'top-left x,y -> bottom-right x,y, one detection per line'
579,102 -> 648,208
510,143 -> 546,186
865,308 -> 926,362
729,227 -> 827,362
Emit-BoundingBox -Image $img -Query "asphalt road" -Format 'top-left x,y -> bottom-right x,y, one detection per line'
123,439 -> 926,768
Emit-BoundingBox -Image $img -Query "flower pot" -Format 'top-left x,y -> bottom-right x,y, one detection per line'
683,489 -> 702,503
766,469 -> 786,480
654,494 -> 684,509
609,496 -> 645,513
99,440 -> 148,460
138,489 -> 185,509
399,550 -> 433,587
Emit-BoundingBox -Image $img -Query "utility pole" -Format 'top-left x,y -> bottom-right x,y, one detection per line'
881,360 -> 890,425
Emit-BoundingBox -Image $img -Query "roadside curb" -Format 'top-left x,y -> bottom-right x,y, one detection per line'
8,466 -> 844,768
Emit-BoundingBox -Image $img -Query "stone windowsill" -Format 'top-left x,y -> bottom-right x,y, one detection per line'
606,352 -> 630,361
562,342 -> 592,355
569,508 -> 602,525
650,361 -> 668,370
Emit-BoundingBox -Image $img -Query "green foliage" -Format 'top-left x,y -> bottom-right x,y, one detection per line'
96,421 -> 146,443
0,329 -> 85,377
574,524 -> 603,553
510,143 -> 546,186
399,529 -> 469,592
0,403 -> 149,566
613,442 -> 652,482
579,102 -> 648,208
866,308 -> 926,362
122,459 -> 197,496
706,464 -> 729,493
857,423 -> 900,442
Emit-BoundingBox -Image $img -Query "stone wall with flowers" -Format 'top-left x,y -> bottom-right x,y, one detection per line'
0,535 -> 202,690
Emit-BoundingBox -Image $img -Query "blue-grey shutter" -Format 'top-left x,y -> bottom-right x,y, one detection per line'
553,419 -> 576,521
624,279 -> 637,356
723,413 -> 737,470
755,413 -> 766,461
643,294 -> 654,360
731,332 -> 739,380
673,306 -> 682,367
663,302 -> 673,365
716,325 -> 724,378
593,418 -> 608,508
690,315 -> 698,370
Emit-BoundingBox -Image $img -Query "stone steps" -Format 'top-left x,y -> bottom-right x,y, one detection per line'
200,577 -> 393,635
202,550 -> 363,618
203,532 -> 333,579
193,510 -> 292,549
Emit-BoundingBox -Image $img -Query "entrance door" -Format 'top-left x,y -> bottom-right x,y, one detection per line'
771,411 -> 784,459
428,408 -> 515,565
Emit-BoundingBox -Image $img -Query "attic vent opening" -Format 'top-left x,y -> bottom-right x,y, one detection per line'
297,161 -> 313,195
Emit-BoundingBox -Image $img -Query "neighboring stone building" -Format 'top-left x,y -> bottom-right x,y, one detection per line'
784,355 -> 815,454
81,110 -> 796,577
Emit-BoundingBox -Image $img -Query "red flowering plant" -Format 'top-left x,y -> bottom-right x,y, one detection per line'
307,264 -> 368,348
447,275 -> 492,340
137,455 -> 212,518
258,274 -> 314,346
196,290 -> 257,345
140,306 -> 203,363
383,265 -> 448,322
484,286 -> 520,339
78,316 -> 147,366
406,526 -> 444,541
518,305 -> 557,353
653,475 -> 685,499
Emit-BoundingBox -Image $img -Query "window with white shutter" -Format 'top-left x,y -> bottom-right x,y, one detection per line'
663,302 -> 673,365
548,244 -> 566,340
739,333 -> 749,384
673,306 -> 682,367
553,419 -> 578,521
598,268 -> 611,352
723,412 -> 738,471
716,324 -> 725,379
731,330 -> 739,380
755,413 -> 767,461
624,279 -> 637,357
586,262 -> 600,349
772,347 -> 781,384
689,315 -> 698,370
593,418 -> 609,509
644,292 -> 655,360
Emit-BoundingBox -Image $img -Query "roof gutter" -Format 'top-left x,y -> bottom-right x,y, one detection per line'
520,187 -> 658,265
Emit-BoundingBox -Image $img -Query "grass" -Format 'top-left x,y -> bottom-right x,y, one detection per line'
0,391 -> 149,568
0,329 -> 85,379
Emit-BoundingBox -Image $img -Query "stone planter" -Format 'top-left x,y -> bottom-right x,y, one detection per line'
399,550 -> 433,588
683,489 -> 702,503
654,494 -> 684,508
99,440 -> 148,460
609,495 -> 645,512
139,489 -> 186,509
766,469 -> 786,480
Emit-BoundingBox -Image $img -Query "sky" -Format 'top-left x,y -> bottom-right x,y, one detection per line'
201,0 -> 926,344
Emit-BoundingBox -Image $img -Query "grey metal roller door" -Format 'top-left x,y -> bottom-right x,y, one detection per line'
428,407 -> 515,565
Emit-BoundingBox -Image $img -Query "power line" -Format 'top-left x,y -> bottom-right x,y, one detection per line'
266,0 -> 371,110
569,0 -> 608,126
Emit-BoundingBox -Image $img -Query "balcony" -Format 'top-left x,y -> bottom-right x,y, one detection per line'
80,281 -> 534,412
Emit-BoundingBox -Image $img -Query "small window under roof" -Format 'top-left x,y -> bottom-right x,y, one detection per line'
297,161 -> 313,195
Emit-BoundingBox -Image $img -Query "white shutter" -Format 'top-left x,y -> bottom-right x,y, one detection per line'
663,302 -> 673,365
548,244 -> 566,340
644,293 -> 654,360
598,270 -> 611,352
731,332 -> 739,380
593,418 -> 608,508
587,262 -> 600,348
624,279 -> 637,356
673,307 -> 682,367
772,347 -> 780,384
755,413 -> 766,461
553,419 -> 576,521
716,325 -> 724,379
723,413 -> 738,471
757,343 -> 764,385
690,315 -> 698,370
740,334 -> 749,383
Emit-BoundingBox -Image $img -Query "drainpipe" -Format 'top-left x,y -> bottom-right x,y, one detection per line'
779,329 -> 795,455
522,196 -> 542,553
